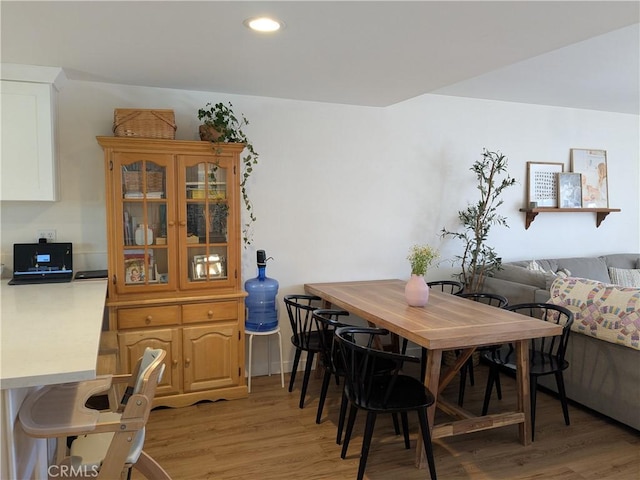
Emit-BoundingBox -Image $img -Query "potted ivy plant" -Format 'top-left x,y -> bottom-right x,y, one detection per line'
441,149 -> 516,292
405,244 -> 439,307
198,102 -> 259,245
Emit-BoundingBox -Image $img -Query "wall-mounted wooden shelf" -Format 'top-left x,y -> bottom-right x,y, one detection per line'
519,207 -> 621,229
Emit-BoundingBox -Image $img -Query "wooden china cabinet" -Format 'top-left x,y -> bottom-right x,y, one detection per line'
97,137 -> 248,407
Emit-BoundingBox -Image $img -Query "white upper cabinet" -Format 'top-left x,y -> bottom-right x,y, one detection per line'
1,64 -> 66,201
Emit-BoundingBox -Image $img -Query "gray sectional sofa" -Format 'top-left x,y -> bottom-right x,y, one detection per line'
482,253 -> 640,431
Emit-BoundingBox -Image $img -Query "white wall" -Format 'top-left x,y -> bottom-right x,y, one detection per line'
1,79 -> 638,374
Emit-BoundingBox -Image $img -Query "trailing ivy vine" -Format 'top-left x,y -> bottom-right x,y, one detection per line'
198,102 -> 259,246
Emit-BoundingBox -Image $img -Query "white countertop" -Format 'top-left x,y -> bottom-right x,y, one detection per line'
0,279 -> 108,389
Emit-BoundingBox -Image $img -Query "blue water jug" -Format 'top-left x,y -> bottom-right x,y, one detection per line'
245,250 -> 279,332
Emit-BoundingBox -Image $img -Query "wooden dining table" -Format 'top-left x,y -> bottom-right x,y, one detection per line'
304,279 -> 562,469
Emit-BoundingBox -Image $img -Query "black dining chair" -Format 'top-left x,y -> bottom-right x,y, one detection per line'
284,294 -> 324,408
312,308 -> 352,428
335,326 -> 438,480
313,309 -> 402,445
481,303 -> 574,441
455,292 -> 508,407
401,280 -> 465,380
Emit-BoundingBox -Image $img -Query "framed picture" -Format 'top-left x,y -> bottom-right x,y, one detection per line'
571,149 -> 608,208
124,250 -> 156,284
557,172 -> 582,208
191,254 -> 225,280
125,257 -> 146,284
527,162 -> 564,208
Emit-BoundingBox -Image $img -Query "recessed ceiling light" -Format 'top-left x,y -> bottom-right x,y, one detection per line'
244,16 -> 284,33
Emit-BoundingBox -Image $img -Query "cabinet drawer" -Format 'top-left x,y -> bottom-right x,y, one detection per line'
182,301 -> 238,324
118,305 -> 180,329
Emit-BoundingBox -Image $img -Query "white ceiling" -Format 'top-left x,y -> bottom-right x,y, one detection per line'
2,1 -> 639,114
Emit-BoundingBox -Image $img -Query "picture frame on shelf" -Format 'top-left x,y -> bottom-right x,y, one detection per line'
125,257 -> 146,284
527,162 -> 564,208
191,254 -> 225,280
124,250 -> 157,284
571,149 -> 608,208
557,172 -> 582,208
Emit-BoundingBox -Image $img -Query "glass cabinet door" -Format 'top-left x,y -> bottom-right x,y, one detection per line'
179,155 -> 235,289
114,153 -> 174,292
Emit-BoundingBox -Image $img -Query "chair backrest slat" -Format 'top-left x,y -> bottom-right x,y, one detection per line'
506,303 -> 574,364
284,294 -> 322,350
427,280 -> 464,295
335,326 -> 420,409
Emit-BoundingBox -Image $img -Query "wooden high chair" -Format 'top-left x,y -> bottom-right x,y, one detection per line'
19,348 -> 171,479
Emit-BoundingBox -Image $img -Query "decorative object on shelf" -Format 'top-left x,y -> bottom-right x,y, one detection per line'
441,149 -> 516,293
405,244 -> 439,307
570,149 -> 608,208
197,102 -> 259,245
526,162 -> 563,208
134,224 -> 154,245
191,254 -> 225,280
113,109 -> 176,139
558,172 -> 582,208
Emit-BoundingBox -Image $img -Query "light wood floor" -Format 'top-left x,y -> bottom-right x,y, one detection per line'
136,364 -> 639,480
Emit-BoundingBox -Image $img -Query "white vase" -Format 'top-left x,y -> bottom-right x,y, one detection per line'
405,274 -> 430,307
134,224 -> 154,245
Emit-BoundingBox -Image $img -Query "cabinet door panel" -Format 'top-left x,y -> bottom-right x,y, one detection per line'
177,154 -> 238,291
113,152 -> 177,294
118,328 -> 181,396
183,323 -> 240,392
1,81 -> 57,201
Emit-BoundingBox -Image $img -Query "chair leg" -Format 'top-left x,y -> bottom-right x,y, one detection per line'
133,450 -> 171,480
482,364 -> 497,416
341,404 -> 358,459
316,368 -> 333,424
401,338 -> 409,354
468,359 -> 475,386
495,371 -> 502,400
276,330 -> 285,389
288,349 -> 302,392
391,413 -> 400,435
299,351 -> 315,409
555,371 -> 571,426
417,408 -> 438,480
401,412 -> 410,449
357,411 -> 378,480
247,333 -> 254,394
337,390 -> 348,445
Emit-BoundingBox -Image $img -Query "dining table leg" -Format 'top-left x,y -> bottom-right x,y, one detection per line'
515,339 -> 532,445
415,348 -> 442,469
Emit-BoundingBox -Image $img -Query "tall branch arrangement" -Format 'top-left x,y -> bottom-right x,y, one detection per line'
441,149 -> 516,292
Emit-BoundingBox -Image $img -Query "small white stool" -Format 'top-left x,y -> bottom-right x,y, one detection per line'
245,326 -> 285,393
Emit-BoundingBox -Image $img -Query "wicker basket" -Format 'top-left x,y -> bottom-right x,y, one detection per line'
123,171 -> 164,194
113,109 -> 176,139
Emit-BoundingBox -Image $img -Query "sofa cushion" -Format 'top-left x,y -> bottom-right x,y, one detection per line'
548,277 -> 640,350
608,267 -> 640,288
495,264 -> 547,289
553,256 -> 610,283
601,253 -> 640,270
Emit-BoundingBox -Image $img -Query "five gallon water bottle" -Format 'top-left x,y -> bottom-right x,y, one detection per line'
244,250 -> 279,332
